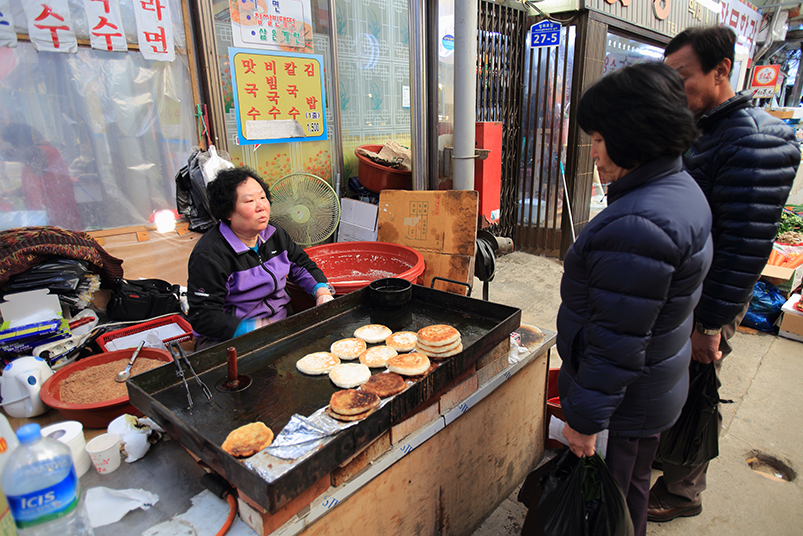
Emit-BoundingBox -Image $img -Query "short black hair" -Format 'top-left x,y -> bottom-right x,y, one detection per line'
207,166 -> 272,221
577,62 -> 698,169
665,26 -> 736,75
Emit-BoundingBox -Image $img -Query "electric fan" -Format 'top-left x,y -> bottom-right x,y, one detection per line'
269,173 -> 341,246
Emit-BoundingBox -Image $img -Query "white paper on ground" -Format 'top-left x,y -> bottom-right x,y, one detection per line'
548,415 -> 609,459
143,489 -> 254,536
85,487 -> 159,528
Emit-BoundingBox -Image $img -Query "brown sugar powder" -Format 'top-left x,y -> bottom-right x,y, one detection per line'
59,357 -> 165,405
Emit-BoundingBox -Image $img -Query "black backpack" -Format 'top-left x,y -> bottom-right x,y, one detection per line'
106,278 -> 181,321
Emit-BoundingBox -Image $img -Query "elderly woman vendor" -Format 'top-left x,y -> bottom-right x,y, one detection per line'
187,167 -> 333,349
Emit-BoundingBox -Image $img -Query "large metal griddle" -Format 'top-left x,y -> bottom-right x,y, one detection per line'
128,284 -> 520,513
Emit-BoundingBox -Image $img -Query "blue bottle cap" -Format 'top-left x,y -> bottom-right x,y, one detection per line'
16,423 -> 42,445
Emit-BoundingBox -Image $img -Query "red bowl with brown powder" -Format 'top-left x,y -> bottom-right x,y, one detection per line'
40,348 -> 173,429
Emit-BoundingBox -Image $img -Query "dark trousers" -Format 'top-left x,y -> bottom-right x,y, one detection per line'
652,303 -> 747,507
606,434 -> 660,536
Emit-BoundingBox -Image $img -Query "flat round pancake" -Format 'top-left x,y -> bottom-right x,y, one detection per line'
386,352 -> 431,376
418,342 -> 463,361
330,338 -> 367,360
221,422 -> 274,458
359,345 -> 398,368
330,389 -> 380,415
417,325 -> 460,348
416,338 -> 461,354
385,331 -> 418,352
361,372 -> 406,398
296,352 -> 340,375
326,406 -> 376,422
353,324 -> 392,344
329,363 -> 372,388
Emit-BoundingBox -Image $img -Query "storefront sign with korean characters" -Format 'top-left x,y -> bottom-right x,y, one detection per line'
751,64 -> 781,98
229,49 -> 327,145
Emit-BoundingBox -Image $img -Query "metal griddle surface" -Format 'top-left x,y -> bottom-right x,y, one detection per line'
129,284 -> 520,513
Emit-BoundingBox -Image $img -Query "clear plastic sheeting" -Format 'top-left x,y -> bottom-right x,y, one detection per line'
0,0 -> 195,232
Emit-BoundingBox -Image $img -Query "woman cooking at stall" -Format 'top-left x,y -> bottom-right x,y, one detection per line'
187,167 -> 334,350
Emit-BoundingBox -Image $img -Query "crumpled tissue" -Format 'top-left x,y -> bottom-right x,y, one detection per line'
108,414 -> 164,462
85,486 -> 159,528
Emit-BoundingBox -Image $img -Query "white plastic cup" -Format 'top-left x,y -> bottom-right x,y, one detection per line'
85,432 -> 121,474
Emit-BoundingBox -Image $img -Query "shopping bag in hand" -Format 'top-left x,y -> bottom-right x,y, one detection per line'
655,360 -> 719,466
521,450 -> 633,536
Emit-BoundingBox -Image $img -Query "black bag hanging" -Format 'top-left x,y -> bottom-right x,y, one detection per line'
521,450 -> 633,536
655,360 -> 720,466
174,148 -> 217,233
106,278 -> 181,321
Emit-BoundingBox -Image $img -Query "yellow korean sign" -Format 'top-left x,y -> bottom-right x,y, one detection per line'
229,48 -> 327,144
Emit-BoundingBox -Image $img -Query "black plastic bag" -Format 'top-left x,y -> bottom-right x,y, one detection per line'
106,278 -> 181,321
521,450 -> 633,536
741,281 -> 785,332
656,361 -> 719,466
174,148 -> 217,233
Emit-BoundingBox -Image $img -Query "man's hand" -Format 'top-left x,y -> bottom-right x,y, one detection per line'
691,330 -> 722,364
562,423 -> 596,458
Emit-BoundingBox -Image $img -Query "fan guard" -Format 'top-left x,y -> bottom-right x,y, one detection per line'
269,173 -> 340,246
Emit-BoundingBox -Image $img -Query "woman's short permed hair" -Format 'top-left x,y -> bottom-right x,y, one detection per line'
207,166 -> 272,221
576,62 -> 699,169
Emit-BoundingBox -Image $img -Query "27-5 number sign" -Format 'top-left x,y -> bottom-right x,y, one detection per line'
530,21 -> 560,48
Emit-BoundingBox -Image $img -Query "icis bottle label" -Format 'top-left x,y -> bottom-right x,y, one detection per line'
7,465 -> 80,529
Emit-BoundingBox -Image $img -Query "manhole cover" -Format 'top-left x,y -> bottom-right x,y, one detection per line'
746,451 -> 796,482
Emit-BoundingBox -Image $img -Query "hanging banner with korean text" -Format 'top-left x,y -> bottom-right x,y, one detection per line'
720,0 -> 761,58
23,0 -> 78,53
229,0 -> 312,53
83,0 -> 128,52
229,49 -> 327,145
0,0 -> 16,48
133,0 -> 175,62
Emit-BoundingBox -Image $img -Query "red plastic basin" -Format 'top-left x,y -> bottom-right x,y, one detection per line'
355,144 -> 412,193
40,348 -> 173,429
288,241 -> 425,311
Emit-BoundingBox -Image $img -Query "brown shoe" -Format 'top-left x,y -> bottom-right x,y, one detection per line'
647,491 -> 702,522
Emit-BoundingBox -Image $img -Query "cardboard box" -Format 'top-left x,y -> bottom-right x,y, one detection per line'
377,190 -> 478,294
779,293 -> 803,342
761,264 -> 803,296
337,198 -> 378,242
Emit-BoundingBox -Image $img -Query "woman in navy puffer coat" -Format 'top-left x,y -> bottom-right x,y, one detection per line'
556,62 -> 713,536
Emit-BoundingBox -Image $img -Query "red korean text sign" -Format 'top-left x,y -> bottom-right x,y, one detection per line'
229,48 -> 327,145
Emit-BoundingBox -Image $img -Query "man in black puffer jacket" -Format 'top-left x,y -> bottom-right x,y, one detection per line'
648,26 -> 800,523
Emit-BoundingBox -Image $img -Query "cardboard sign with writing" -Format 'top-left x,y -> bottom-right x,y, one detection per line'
377,190 -> 478,295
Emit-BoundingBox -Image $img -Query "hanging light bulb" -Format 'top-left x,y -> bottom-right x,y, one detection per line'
153,209 -> 177,233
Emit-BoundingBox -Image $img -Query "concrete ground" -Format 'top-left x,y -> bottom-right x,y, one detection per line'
469,248 -> 803,536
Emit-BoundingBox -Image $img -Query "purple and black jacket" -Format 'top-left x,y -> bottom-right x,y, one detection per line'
187,221 -> 327,343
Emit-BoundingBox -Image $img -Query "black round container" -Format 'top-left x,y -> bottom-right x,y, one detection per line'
368,278 -> 412,308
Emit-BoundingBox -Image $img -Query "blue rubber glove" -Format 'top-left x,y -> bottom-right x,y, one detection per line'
233,318 -> 257,337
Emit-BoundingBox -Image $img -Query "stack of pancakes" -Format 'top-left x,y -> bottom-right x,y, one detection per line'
415,324 -> 462,361
327,389 -> 380,421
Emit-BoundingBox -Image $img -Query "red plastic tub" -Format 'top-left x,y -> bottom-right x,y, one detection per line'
355,144 -> 412,193
40,348 -> 173,429
288,241 -> 425,311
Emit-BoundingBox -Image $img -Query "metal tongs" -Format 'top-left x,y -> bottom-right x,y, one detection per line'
168,342 -> 193,408
169,341 -> 213,404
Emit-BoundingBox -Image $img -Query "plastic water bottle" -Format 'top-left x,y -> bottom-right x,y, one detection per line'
0,413 -> 19,536
1,424 -> 93,536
